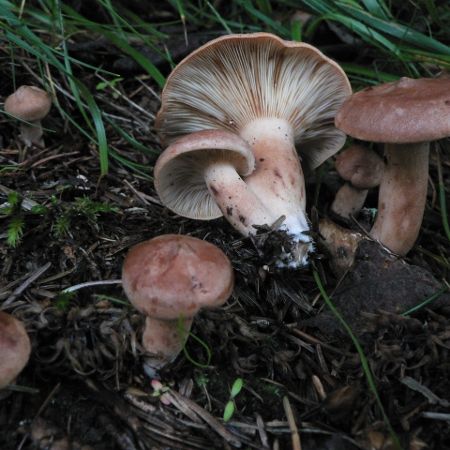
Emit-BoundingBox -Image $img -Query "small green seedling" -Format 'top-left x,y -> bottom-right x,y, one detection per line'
1,191 -> 46,247
223,378 -> 244,422
54,291 -> 76,311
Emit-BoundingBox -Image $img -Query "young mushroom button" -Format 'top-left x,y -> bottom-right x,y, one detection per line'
122,234 -> 234,373
335,77 -> 450,255
4,85 -> 52,147
156,32 -> 351,268
331,144 -> 384,220
0,311 -> 31,390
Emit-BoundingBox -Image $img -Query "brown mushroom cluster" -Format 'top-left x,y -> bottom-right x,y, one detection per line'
154,32 -> 352,268
126,39 -> 450,373
321,76 -> 450,276
4,35 -> 445,380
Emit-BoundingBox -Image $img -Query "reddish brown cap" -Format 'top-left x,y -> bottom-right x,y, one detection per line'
0,311 -> 31,389
335,77 -> 450,144
122,234 -> 234,321
154,129 -> 254,220
335,144 -> 384,189
156,33 -> 351,171
4,85 -> 52,122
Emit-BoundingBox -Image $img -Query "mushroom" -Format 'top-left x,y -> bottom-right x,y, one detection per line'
122,234 -> 234,372
4,85 -> 52,147
154,129 -> 275,237
335,77 -> 450,255
0,311 -> 31,389
331,144 -> 384,220
155,33 -> 351,268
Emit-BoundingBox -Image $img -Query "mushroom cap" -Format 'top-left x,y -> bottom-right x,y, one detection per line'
335,144 -> 384,189
122,234 -> 234,321
4,85 -> 52,122
335,77 -> 450,144
0,311 -> 31,389
156,33 -> 351,171
154,129 -> 255,220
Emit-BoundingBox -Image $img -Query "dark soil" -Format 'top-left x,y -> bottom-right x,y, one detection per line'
1,2 -> 450,450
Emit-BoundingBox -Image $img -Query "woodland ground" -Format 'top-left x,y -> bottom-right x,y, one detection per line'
1,1 -> 450,450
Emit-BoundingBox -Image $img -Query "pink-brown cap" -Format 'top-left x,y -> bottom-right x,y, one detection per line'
122,234 -> 234,321
4,85 -> 52,122
0,311 -> 31,389
156,33 -> 351,171
335,77 -> 450,144
335,144 -> 384,189
154,129 -> 255,220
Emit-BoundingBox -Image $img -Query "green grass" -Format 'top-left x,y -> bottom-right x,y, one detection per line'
2,0 -> 450,176
1,0 -> 164,177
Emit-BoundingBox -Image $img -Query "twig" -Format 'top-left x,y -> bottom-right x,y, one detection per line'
421,412 -> 450,421
3,262 -> 51,306
400,376 -> 450,407
168,389 -> 242,448
283,396 -> 301,450
61,279 -> 122,294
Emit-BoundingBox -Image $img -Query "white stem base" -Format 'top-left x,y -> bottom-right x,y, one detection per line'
241,118 -> 313,267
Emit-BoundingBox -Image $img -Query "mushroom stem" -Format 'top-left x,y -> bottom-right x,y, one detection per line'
142,316 -> 193,370
370,142 -> 429,255
241,118 -> 313,266
331,144 -> 385,221
20,122 -> 44,147
331,183 -> 368,219
204,161 -> 276,235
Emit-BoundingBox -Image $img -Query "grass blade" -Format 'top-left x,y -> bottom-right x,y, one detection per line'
401,286 -> 449,316
335,2 -> 450,55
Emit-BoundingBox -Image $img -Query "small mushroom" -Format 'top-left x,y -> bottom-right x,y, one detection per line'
0,311 -> 31,389
4,85 -> 52,147
335,77 -> 450,255
154,130 -> 275,236
156,33 -> 351,268
122,234 -> 234,373
331,144 -> 384,220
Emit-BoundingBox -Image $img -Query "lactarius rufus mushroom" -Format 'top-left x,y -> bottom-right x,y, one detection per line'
331,144 -> 384,220
156,33 -> 351,268
336,77 -> 450,255
0,311 -> 31,389
154,130 -> 272,235
4,85 -> 52,147
122,234 -> 234,372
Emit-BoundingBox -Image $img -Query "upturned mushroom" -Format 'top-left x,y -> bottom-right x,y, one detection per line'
4,85 -> 52,147
335,77 -> 450,255
0,311 -> 31,389
122,234 -> 234,372
331,144 -> 384,220
154,130 -> 274,236
155,33 -> 351,268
